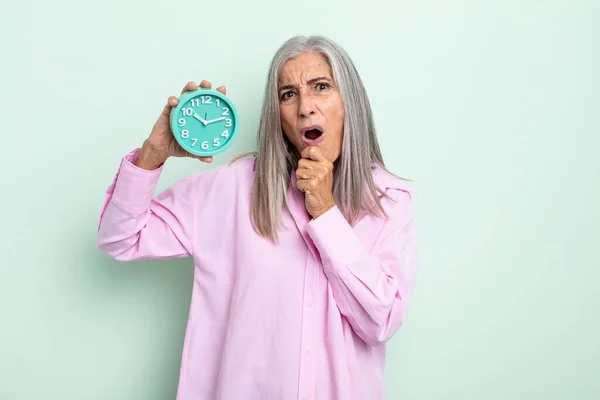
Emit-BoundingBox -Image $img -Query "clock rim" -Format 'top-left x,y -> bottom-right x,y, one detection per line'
169,87 -> 240,157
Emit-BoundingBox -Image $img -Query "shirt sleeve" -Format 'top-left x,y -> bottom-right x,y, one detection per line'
96,148 -> 197,261
305,189 -> 418,346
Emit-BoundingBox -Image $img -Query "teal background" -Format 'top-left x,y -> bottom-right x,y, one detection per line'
2,0 -> 599,399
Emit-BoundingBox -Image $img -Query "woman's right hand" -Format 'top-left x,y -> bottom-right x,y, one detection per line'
135,80 -> 227,170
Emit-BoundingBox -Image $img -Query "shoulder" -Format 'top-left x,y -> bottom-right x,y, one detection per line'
369,165 -> 416,222
372,165 -> 416,198
369,166 -> 417,249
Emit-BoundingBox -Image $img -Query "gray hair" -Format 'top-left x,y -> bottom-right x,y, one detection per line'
233,35 -> 402,242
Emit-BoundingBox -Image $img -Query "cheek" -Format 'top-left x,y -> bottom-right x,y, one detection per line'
279,107 -> 292,129
323,95 -> 344,122
279,106 -> 299,143
282,104 -> 298,122
331,101 -> 344,155
328,98 -> 344,137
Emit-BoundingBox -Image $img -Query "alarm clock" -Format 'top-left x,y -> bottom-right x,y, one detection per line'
170,88 -> 239,156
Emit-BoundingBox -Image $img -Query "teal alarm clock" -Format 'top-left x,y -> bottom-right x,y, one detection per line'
170,88 -> 239,156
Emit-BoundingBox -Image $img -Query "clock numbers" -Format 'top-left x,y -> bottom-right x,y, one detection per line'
178,95 -> 234,153
188,138 -> 224,149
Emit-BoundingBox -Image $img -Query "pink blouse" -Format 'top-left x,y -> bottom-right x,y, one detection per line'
97,148 -> 418,400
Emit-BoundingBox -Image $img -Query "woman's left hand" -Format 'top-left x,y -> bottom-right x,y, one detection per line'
296,146 -> 336,219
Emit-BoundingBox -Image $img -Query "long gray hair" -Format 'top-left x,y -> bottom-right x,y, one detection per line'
234,35 -> 401,242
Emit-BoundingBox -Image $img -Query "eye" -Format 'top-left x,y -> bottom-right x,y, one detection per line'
280,91 -> 295,100
316,82 -> 330,90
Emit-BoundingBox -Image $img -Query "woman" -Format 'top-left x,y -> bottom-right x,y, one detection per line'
98,35 -> 418,400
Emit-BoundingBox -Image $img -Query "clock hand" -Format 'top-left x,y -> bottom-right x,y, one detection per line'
204,116 -> 227,124
193,112 -> 207,125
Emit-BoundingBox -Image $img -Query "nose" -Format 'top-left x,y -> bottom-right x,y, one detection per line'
298,93 -> 315,118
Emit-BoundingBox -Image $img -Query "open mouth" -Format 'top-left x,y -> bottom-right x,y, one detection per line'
302,126 -> 324,141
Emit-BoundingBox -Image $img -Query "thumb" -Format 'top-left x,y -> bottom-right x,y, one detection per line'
162,96 -> 178,117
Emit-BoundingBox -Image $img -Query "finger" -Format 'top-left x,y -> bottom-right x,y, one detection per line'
162,95 -> 179,116
181,81 -> 198,94
188,154 -> 213,163
296,179 -> 313,193
216,85 -> 226,95
298,158 -> 317,170
295,168 -> 313,180
301,146 -> 328,162
199,80 -> 212,89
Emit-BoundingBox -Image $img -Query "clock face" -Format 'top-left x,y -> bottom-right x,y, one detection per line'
170,89 -> 239,156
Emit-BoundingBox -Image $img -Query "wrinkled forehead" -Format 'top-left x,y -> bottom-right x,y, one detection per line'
278,52 -> 333,87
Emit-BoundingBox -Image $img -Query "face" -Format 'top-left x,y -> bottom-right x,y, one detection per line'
278,52 -> 344,163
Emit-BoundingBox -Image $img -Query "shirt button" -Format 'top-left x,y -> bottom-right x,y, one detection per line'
307,300 -> 313,307
305,346 -> 311,353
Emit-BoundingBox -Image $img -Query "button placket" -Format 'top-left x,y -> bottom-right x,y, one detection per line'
286,182 -> 320,400
297,254 -> 317,400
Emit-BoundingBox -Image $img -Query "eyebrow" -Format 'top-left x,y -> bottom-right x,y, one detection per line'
278,76 -> 332,92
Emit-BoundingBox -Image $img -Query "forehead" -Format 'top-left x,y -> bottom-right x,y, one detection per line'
279,52 -> 332,84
